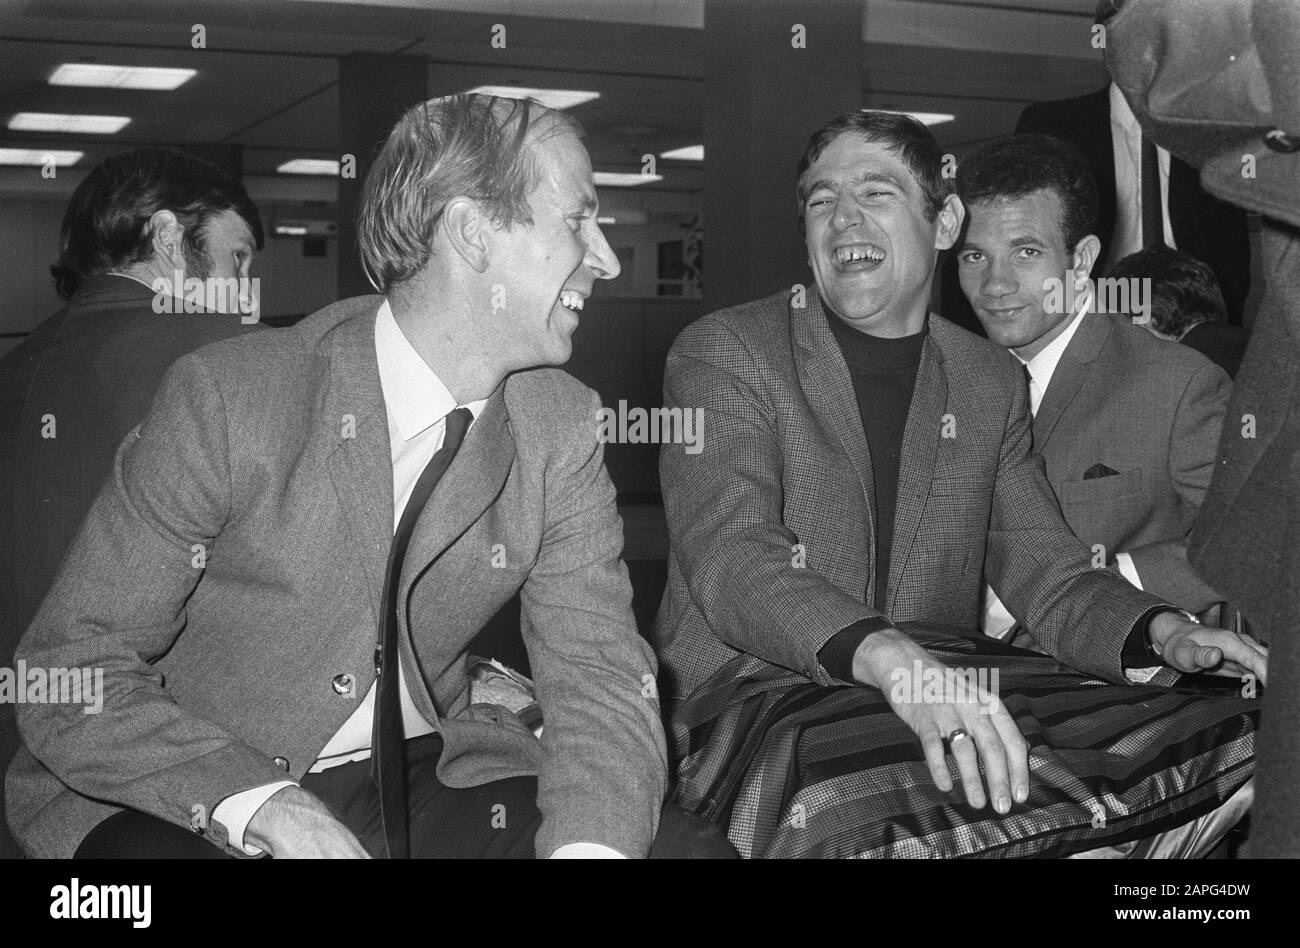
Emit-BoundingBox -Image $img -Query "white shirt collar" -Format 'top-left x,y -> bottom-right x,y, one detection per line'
374,299 -> 488,442
1109,81 -> 1137,133
1018,286 -> 1093,395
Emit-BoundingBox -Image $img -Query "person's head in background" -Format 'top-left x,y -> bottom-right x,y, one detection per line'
50,147 -> 264,308
955,134 -> 1101,361
795,110 -> 963,337
1107,246 -> 1228,341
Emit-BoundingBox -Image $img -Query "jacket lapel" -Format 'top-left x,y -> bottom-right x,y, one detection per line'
1033,313 -> 1111,449
323,304 -> 395,627
399,384 -> 516,602
887,318 -> 948,614
792,294 -> 876,558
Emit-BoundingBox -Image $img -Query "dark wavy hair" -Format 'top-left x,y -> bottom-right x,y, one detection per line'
50,147 -> 264,300
796,110 -> 953,231
1108,246 -> 1227,337
955,134 -> 1099,252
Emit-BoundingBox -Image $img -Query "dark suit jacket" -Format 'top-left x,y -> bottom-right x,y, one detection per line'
1033,313 -> 1229,613
0,275 -> 257,858
653,291 -> 1169,702
1179,322 -> 1251,379
1106,0 -> 1300,855
1015,88 -> 1252,323
6,296 -> 666,859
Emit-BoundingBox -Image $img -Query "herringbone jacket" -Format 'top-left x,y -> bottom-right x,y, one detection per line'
654,291 -> 1167,701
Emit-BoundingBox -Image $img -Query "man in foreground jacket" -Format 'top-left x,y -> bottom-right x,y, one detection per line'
1105,0 -> 1300,859
7,94 -> 723,859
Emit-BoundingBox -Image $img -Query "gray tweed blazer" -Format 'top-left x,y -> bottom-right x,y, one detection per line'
654,291 -> 1168,701
7,296 -> 666,858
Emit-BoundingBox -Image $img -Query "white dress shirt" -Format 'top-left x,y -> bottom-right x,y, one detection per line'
981,293 -> 1145,639
1106,81 -> 1174,272
213,302 -> 616,857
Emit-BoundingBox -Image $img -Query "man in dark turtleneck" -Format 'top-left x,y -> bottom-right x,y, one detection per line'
654,110 -> 1267,843
825,312 -> 926,615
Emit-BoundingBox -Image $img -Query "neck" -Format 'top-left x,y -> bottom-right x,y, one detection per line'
117,256 -> 188,297
826,298 -> 929,339
1013,282 -> 1091,361
389,287 -> 507,403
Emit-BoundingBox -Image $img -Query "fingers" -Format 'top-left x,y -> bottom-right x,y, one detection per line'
1215,634 -> 1269,686
947,723 -> 988,810
987,701 -> 1030,806
920,727 -> 954,793
1166,628 -> 1269,686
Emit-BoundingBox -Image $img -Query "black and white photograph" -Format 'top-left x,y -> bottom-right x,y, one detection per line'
0,0 -> 1295,927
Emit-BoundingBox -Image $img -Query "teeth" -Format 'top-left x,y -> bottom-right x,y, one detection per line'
560,290 -> 585,311
834,245 -> 886,265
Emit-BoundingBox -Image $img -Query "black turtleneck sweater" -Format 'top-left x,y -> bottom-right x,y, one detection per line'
814,310 -> 1160,680
816,313 -> 926,679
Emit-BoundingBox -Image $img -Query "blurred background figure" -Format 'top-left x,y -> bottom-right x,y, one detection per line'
1107,0 -> 1300,857
0,147 -> 264,856
1109,246 -> 1251,378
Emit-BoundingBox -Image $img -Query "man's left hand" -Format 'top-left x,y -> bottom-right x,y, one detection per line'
1148,611 -> 1269,686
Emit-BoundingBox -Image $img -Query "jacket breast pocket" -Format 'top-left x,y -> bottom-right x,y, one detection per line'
1056,468 -> 1146,511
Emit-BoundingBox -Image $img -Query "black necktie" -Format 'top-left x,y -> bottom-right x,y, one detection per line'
1140,135 -> 1166,248
372,406 -> 473,859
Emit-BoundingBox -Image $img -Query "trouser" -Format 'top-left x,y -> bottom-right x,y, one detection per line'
74,733 -> 738,859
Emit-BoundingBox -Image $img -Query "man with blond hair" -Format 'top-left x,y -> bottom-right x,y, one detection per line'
9,94 -> 727,859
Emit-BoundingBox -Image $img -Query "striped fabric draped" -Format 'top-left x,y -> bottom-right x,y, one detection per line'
671,624 -> 1257,858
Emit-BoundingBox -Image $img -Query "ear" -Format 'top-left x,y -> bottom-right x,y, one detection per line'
441,197 -> 490,273
1071,234 -> 1102,287
933,194 -> 965,251
148,210 -> 184,265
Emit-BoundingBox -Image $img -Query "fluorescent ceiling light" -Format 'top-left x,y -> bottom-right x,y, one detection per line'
277,158 -> 339,176
464,85 -> 600,110
0,148 -> 83,166
660,144 -> 703,161
275,225 -> 309,236
8,112 -> 130,134
597,216 -> 617,226
50,64 -> 196,90
869,109 -> 956,127
594,171 -> 663,187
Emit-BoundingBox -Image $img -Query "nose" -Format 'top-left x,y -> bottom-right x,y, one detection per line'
831,194 -> 864,231
981,256 -> 1017,299
585,222 -> 621,281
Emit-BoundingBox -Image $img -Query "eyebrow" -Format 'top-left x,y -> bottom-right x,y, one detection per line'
802,170 -> 907,200
962,233 -> 1046,251
569,194 -> 599,214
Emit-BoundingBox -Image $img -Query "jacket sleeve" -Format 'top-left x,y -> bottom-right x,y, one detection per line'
521,387 -> 667,859
1126,360 -> 1230,611
13,353 -> 297,854
987,364 -> 1169,682
660,318 -> 884,687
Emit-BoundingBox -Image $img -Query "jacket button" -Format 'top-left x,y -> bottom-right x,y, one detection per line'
331,673 -> 355,696
273,756 -> 290,771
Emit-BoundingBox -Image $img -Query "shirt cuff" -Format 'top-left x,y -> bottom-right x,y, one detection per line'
817,617 -> 895,681
550,842 -> 627,859
1115,552 -> 1144,590
212,781 -> 297,855
1121,604 -> 1171,671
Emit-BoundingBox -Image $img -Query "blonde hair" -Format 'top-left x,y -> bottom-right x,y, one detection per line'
357,94 -> 581,292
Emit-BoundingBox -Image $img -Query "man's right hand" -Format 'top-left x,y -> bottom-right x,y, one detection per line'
244,785 -> 371,858
852,628 -> 1030,814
